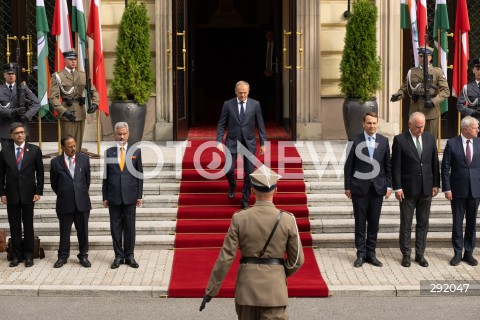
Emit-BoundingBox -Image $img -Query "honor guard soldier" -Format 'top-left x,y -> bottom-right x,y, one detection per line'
391,45 -> 450,139
200,165 -> 304,320
0,63 -> 40,149
49,49 -> 100,151
457,58 -> 480,124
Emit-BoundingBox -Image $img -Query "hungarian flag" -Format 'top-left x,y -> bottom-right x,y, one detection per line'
452,0 -> 470,98
400,0 -> 420,66
51,0 -> 72,71
417,0 -> 427,47
87,0 -> 109,115
72,0 -> 87,73
36,0 -> 50,117
433,0 -> 450,113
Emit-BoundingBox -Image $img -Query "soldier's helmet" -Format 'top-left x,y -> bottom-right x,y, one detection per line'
418,45 -> 434,56
2,62 -> 17,74
63,49 -> 78,59
250,165 -> 282,192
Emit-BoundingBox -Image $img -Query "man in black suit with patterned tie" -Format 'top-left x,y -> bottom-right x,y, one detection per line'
103,122 -> 143,269
392,112 -> 440,268
344,112 -> 392,268
0,122 -> 43,268
216,81 -> 267,209
442,116 -> 480,266
50,135 -> 91,268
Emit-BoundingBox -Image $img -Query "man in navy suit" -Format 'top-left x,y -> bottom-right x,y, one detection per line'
456,58 -> 480,122
216,81 -> 267,209
392,112 -> 440,268
103,122 -> 143,269
442,116 -> 480,266
0,122 -> 43,267
50,135 -> 91,268
344,112 -> 392,268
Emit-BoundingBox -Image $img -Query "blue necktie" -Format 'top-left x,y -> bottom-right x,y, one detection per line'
68,157 -> 75,177
16,147 -> 22,170
368,136 -> 374,159
239,101 -> 245,122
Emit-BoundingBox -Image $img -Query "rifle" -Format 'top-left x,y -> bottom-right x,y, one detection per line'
84,40 -> 94,112
423,35 -> 434,109
15,40 -> 27,115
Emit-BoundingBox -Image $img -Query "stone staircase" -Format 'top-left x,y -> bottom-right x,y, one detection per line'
0,141 -> 468,251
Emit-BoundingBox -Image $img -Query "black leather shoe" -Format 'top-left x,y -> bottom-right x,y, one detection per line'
354,257 -> 364,268
401,256 -> 411,267
450,255 -> 462,266
228,189 -> 235,200
9,257 -> 20,268
240,201 -> 249,209
366,256 -> 383,267
111,258 -> 124,269
54,259 -> 67,268
79,257 -> 91,268
462,255 -> 479,266
415,255 -> 429,267
125,259 -> 139,268
25,258 -> 34,268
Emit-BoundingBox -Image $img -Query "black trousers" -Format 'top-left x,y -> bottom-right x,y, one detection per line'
399,195 -> 432,257
352,185 -> 383,259
109,203 -> 136,260
226,141 -> 255,204
451,196 -> 479,256
57,210 -> 90,260
7,201 -> 34,260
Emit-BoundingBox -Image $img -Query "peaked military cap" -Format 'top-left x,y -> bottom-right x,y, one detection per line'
418,45 -> 434,55
472,58 -> 480,67
63,49 -> 77,59
2,62 -> 17,74
250,165 -> 282,192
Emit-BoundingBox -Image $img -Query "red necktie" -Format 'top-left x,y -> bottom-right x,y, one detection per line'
466,140 -> 472,166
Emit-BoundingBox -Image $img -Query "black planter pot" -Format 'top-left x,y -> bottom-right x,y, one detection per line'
109,101 -> 147,146
342,98 -> 378,140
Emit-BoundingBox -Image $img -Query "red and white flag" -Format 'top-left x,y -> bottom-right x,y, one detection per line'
87,0 -> 109,115
51,0 -> 72,71
452,0 -> 470,98
417,0 -> 427,47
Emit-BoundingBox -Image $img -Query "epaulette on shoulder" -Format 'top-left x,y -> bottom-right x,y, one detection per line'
282,210 -> 295,218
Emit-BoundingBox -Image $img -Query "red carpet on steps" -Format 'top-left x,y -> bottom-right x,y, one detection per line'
167,140 -> 329,298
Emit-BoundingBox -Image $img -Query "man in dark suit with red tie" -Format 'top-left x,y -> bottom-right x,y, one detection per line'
216,81 -> 267,209
344,112 -> 392,268
392,112 -> 440,268
442,116 -> 480,266
50,135 -> 92,268
0,122 -> 43,267
103,122 -> 143,269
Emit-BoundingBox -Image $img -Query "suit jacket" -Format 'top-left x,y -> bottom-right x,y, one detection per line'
50,152 -> 91,213
392,131 -> 440,197
441,135 -> 480,199
216,97 -> 267,154
205,201 -> 304,306
0,143 -> 44,204
456,81 -> 480,117
0,83 -> 41,139
344,132 -> 392,196
102,145 -> 143,206
48,68 -> 100,121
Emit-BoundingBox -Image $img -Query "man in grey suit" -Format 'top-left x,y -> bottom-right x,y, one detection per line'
392,112 -> 440,268
103,122 -> 143,269
442,116 -> 480,266
344,111 -> 392,268
456,58 -> 480,122
50,135 -> 91,268
216,81 -> 267,209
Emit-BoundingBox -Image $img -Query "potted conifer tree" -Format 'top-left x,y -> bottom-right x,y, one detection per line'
339,0 -> 382,140
109,0 -> 154,145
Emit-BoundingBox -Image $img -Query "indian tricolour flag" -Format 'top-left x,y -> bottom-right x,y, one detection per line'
36,0 -> 50,117
401,0 -> 420,66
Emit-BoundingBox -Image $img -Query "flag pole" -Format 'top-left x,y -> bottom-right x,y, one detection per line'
457,31 -> 462,136
437,28 -> 442,152
38,110 -> 43,150
56,35 -> 62,155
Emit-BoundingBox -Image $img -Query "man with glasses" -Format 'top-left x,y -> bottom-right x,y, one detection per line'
457,58 -> 480,124
0,122 -> 44,267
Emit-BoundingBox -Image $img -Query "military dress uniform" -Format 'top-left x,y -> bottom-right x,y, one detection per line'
202,166 -> 305,320
392,46 -> 450,139
49,50 -> 99,151
0,63 -> 40,149
456,58 -> 480,124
